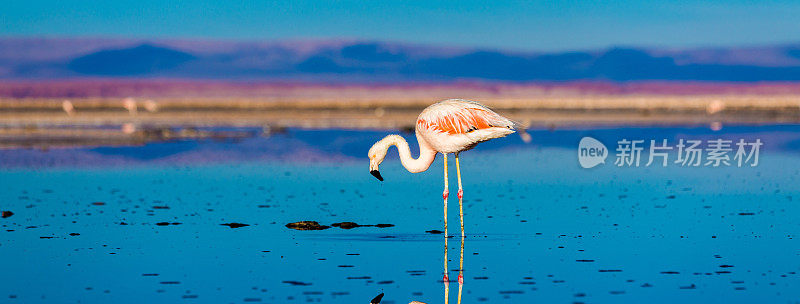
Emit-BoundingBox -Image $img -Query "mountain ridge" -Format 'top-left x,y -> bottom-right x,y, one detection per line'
2,38 -> 800,81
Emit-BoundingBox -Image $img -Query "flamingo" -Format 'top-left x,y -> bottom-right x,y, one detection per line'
367,99 -> 516,303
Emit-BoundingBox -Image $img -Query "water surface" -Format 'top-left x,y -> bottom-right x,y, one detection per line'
1,125 -> 799,303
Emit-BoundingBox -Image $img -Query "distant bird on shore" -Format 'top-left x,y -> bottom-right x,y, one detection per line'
62,100 -> 75,116
368,99 -> 516,294
143,99 -> 159,112
123,97 -> 137,115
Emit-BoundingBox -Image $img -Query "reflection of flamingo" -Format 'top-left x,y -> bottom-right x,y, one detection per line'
368,99 -> 515,303
371,235 -> 467,304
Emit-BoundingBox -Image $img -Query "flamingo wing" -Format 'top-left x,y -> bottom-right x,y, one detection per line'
417,99 -> 514,135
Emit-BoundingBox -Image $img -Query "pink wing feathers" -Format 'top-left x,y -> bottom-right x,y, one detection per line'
416,100 -> 514,135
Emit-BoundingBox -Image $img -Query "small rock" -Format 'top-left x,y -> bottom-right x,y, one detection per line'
332,222 -> 361,229
286,221 -> 330,231
679,284 -> 696,289
221,223 -> 249,229
155,222 -> 181,226
1,211 -> 12,218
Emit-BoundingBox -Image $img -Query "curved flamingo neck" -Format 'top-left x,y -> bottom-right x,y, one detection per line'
380,133 -> 437,173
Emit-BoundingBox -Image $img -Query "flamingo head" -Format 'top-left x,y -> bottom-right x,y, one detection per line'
368,142 -> 387,181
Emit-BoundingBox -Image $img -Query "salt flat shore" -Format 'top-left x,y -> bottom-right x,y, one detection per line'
1,94 -> 799,128
1,81 -> 799,148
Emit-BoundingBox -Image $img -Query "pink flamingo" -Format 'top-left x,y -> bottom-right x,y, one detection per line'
368,99 -> 515,302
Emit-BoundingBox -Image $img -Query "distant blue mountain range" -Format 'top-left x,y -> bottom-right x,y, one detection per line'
2,38 -> 800,81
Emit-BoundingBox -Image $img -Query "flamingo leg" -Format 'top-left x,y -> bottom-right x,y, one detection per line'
455,153 -> 464,303
455,153 -> 464,238
442,153 -> 450,304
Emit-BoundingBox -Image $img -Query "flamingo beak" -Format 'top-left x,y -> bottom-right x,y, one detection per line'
369,158 -> 383,181
370,293 -> 384,304
370,170 -> 384,181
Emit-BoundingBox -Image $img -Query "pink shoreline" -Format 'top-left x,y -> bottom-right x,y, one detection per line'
3,79 -> 800,98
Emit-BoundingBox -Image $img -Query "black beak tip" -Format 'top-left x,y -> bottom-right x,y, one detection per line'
370,170 -> 384,181
371,293 -> 384,304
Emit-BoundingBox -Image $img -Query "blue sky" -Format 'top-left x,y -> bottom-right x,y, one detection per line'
3,0 -> 800,51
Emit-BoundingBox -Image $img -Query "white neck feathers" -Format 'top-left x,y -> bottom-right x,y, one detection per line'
377,134 -> 437,173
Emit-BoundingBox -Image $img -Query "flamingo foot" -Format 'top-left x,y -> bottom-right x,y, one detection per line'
442,189 -> 449,200
458,273 -> 464,284
443,273 -> 450,283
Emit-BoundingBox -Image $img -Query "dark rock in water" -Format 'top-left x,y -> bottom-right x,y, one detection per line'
1,211 -> 12,218
679,284 -> 696,289
91,202 -> 105,206
282,280 -> 312,286
286,221 -> 330,231
221,223 -> 249,228
69,233 -> 80,236
331,222 -> 395,229
332,222 -> 360,229
154,222 -> 182,226
426,229 -> 444,234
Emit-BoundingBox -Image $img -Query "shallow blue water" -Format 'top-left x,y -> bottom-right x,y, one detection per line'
1,125 -> 800,303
